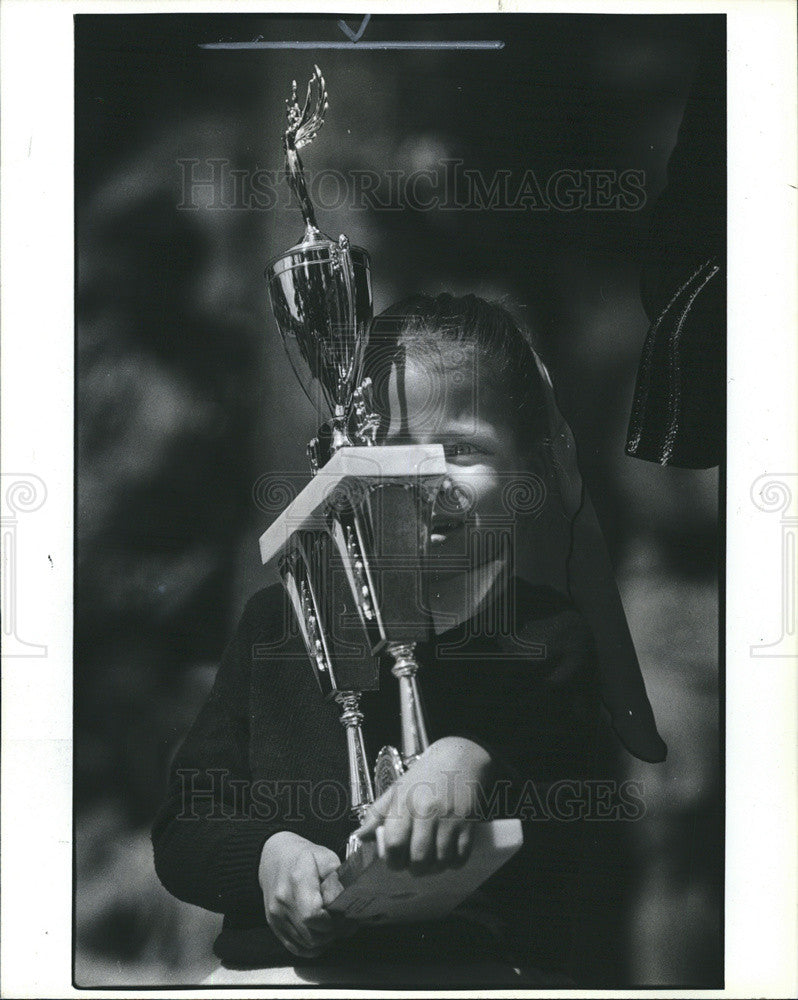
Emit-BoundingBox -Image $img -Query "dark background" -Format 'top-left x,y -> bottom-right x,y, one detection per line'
75,12 -> 722,986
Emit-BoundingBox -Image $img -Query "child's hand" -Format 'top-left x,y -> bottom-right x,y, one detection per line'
353,736 -> 493,875
258,831 -> 355,958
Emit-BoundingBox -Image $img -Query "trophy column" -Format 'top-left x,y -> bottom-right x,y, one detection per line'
367,480 -> 436,769
387,644 -> 429,765
336,691 -> 374,823
279,531 -> 378,835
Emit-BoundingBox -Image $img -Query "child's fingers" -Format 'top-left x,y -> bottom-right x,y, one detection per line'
455,822 -> 475,864
408,816 -> 438,874
353,784 -> 395,839
282,930 -> 327,958
267,902 -> 319,956
319,872 -> 361,937
312,845 -> 342,880
382,810 -> 412,869
319,869 -> 345,908
288,853 -> 335,945
435,817 -> 460,868
293,881 -> 328,927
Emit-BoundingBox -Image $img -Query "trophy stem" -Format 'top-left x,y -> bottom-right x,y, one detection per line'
335,691 -> 375,824
331,404 -> 353,452
388,643 -> 430,766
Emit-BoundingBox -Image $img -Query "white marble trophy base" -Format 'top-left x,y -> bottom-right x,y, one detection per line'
326,818 -> 523,924
258,443 -> 447,564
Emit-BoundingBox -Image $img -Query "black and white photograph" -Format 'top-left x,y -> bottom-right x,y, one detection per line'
72,11 -> 724,988
0,3 -> 796,998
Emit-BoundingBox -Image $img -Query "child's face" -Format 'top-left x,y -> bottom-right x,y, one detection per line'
382,347 -> 527,563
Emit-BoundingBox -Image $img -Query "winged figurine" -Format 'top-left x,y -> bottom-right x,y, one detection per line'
283,64 -> 329,238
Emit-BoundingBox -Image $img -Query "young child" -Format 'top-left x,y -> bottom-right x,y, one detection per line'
152,293 -> 664,983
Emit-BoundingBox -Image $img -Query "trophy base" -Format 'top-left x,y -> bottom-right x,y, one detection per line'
325,819 -> 522,925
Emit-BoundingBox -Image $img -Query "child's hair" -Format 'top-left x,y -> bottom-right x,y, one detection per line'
364,293 -> 549,454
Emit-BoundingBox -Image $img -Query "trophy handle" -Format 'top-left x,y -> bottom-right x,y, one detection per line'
351,377 -> 380,446
329,234 -> 358,449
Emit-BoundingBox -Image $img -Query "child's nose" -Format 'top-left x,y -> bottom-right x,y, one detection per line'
436,476 -> 476,516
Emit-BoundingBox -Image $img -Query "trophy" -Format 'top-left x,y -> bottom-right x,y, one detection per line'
261,66 -> 521,922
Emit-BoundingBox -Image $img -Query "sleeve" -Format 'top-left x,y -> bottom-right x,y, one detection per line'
151,593 -> 285,918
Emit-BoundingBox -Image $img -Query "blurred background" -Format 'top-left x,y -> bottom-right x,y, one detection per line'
75,12 -> 722,987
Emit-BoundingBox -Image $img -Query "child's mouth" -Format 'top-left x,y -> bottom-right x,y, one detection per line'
429,520 -> 465,545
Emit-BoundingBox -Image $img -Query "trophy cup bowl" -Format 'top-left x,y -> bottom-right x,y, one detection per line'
266,238 -> 373,450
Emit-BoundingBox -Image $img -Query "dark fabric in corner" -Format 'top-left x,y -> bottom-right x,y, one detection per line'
627,31 -> 726,469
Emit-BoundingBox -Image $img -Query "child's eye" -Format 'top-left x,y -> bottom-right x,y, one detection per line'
443,442 -> 481,459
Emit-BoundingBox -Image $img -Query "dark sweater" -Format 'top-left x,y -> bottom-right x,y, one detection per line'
151,578 -> 603,974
